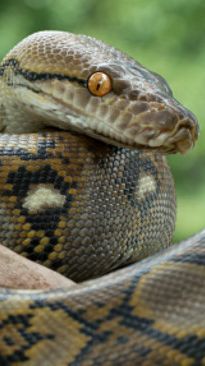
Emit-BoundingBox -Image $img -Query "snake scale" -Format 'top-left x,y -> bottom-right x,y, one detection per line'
0,31 -> 203,365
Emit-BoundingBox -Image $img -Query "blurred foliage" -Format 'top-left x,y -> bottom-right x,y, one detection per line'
0,0 -> 204,241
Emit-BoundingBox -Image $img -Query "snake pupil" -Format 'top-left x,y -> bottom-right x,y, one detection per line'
96,82 -> 101,91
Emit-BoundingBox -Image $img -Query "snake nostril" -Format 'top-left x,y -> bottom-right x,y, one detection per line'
179,119 -> 199,142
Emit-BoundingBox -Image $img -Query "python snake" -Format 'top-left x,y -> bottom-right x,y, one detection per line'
0,31 -> 202,365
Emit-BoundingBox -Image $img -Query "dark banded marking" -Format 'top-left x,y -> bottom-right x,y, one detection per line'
172,252 -> 205,266
0,58 -> 87,87
0,313 -> 54,364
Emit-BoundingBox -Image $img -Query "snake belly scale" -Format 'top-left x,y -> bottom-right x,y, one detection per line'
0,31 -> 203,366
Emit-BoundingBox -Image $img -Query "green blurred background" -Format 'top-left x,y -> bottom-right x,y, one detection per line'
0,0 -> 204,241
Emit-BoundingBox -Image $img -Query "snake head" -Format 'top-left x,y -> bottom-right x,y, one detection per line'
0,31 -> 199,153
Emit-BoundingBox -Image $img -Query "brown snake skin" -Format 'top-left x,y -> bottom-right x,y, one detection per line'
0,31 -> 202,365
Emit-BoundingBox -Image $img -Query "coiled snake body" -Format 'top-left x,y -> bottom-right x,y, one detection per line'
0,31 -> 202,365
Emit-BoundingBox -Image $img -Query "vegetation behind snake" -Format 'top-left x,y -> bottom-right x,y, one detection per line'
0,31 -> 203,365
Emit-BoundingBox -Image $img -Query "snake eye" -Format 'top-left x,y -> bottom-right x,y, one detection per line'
87,71 -> 112,96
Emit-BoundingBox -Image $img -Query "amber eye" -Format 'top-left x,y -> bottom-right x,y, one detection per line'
87,72 -> 112,97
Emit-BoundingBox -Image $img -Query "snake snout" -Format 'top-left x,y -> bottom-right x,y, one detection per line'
117,98 -> 198,154
148,108 -> 198,154
166,101 -> 199,154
